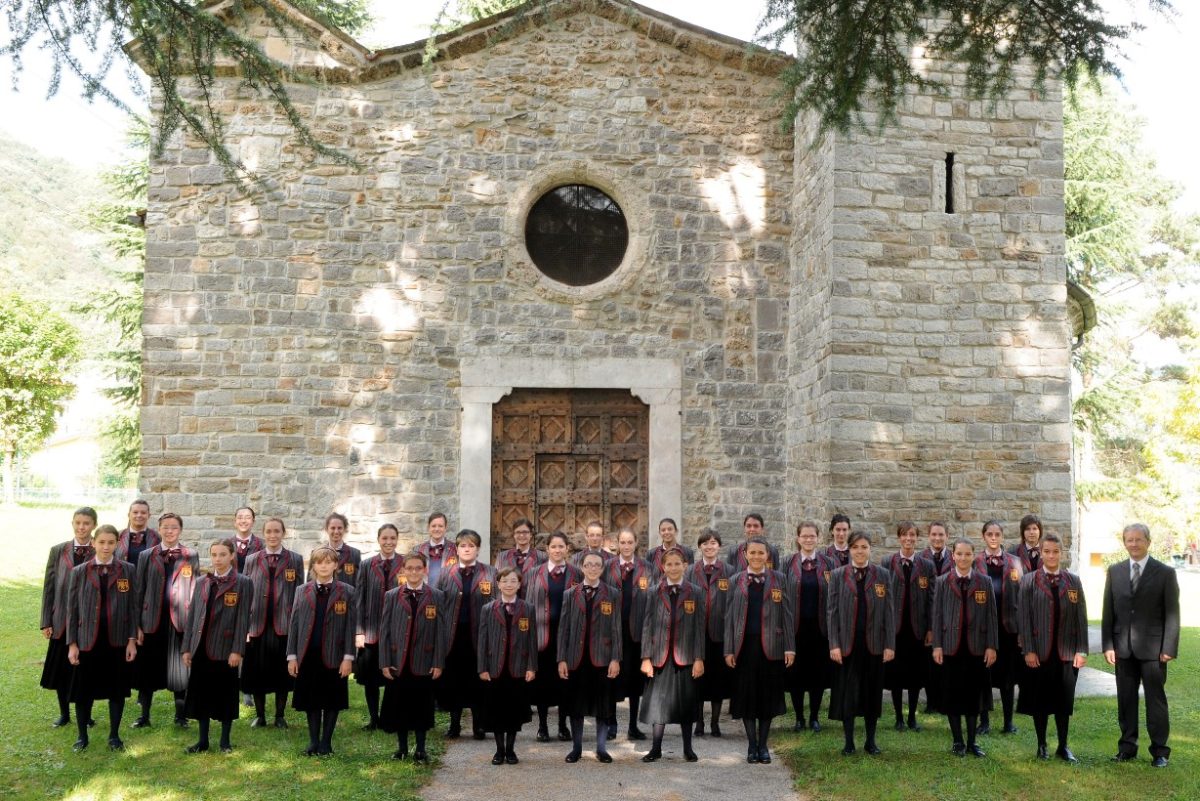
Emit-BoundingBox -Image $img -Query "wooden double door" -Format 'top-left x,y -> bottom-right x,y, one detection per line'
490,389 -> 649,559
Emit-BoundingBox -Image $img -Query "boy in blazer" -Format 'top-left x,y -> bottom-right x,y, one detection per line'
355,523 -> 404,729
241,517 -> 304,727
725,513 -> 782,571
932,539 -> 998,757
182,538 -> 253,753
133,512 -> 199,728
40,507 -> 97,728
436,529 -> 497,739
380,551 -> 446,762
1102,523 -> 1181,767
66,525 -> 138,752
286,547 -> 358,756
690,529 -> 734,736
558,553 -> 622,763
116,499 -> 160,565
883,525 -> 936,732
477,567 -> 539,764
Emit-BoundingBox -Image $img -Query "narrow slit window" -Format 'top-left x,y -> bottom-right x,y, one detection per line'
944,153 -> 956,214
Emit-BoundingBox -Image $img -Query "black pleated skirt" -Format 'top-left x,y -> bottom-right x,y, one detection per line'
925,648 -> 944,712
989,629 -> 1021,688
479,673 -> 533,732
940,649 -> 993,716
699,636 -> 730,701
382,672 -> 436,732
885,624 -> 925,692
240,629 -> 292,694
136,625 -> 189,693
828,646 -> 884,720
437,625 -> 479,712
562,661 -> 615,719
184,650 -> 240,722
788,625 -> 830,693
354,643 -> 382,688
292,649 -> 349,712
639,662 -> 698,725
70,617 -> 132,703
534,639 -> 566,708
40,636 -> 73,692
1017,658 -> 1079,717
729,643 -> 786,720
614,628 -> 644,701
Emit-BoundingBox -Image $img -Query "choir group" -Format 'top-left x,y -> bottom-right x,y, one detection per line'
35,502 -> 1135,767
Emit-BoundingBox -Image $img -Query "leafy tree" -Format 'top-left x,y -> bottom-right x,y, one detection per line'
0,293 -> 82,505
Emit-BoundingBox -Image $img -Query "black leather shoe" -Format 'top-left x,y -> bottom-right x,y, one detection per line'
907,721 -> 922,732
1152,756 -> 1169,768
316,744 -> 332,756
808,720 -> 821,733
951,743 -> 966,757
627,728 -> 647,741
694,722 -> 706,737
186,742 -> 208,754
1111,752 -> 1136,762
711,722 -> 722,737
747,746 -> 759,763
968,745 -> 986,758
683,749 -> 698,762
108,737 -> 124,751
491,752 -> 505,765
894,719 -> 907,732
249,717 -> 267,728
472,728 -> 486,741
565,750 -> 582,763
794,719 -> 806,732
273,717 -> 288,729
758,747 -> 772,763
72,738 -> 89,752
392,749 -> 408,760
53,715 -> 71,728
864,743 -> 881,756
535,728 -> 550,742
131,717 -> 151,729
1002,724 -> 1019,735
412,750 -> 428,763
606,721 -> 617,739
1037,744 -> 1049,760
1057,747 -> 1078,764
840,745 -> 856,756
557,726 -> 572,742
446,724 -> 461,739
596,751 -> 613,763
977,722 -> 991,736
642,749 -> 662,763
505,751 -> 519,764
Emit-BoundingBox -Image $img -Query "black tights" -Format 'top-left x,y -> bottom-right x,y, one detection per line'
135,689 -> 187,721
790,689 -> 823,723
305,710 -> 341,749
981,684 -> 1014,728
537,705 -> 568,733
491,729 -> 518,755
948,713 -> 979,746
697,699 -> 723,729
1033,713 -> 1071,748
570,715 -> 609,753
196,717 -> 233,749
891,688 -> 919,725
253,692 -> 288,721
651,722 -> 694,752
76,698 -> 124,741
610,696 -> 641,730
840,716 -> 878,749
741,717 -> 775,750
56,688 -> 71,720
364,686 -> 380,724
396,728 -> 428,753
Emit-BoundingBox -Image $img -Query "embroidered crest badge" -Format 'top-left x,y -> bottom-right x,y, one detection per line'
334,600 -> 348,615
224,592 -> 238,607
974,590 -> 987,605
717,578 -> 729,591
425,605 -> 437,620
518,617 -> 530,632
874,583 -> 886,598
116,578 -> 130,593
683,599 -> 696,614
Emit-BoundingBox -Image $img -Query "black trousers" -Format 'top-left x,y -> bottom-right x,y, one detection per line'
1116,657 -> 1170,758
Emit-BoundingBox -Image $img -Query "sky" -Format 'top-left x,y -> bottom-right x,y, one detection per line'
0,0 -> 1196,213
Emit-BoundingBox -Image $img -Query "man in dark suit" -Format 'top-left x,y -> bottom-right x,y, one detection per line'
1102,523 -> 1181,767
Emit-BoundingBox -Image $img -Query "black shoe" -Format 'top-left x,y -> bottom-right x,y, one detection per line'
1002,724 -> 1019,735
87,718 -> 96,728
392,749 -> 408,760
968,744 -> 986,758
304,746 -> 319,757
186,742 -> 209,754
1037,744 -> 1049,760
445,724 -> 461,739
1152,756 -> 1169,768
794,719 -> 807,732
683,749 -> 699,762
472,728 -> 486,741
908,721 -> 922,732
977,722 -> 991,736
220,745 -> 234,754
1056,747 -> 1078,764
627,728 -> 647,741
1111,752 -> 1136,762
864,743 -> 881,756
505,751 -> 519,764
174,717 -> 189,728
747,746 -> 759,763
643,749 -> 662,763
72,738 -> 89,752
249,717 -> 267,728
273,717 -> 288,729
53,715 -> 71,728
316,744 -> 332,756
491,752 -> 505,765
758,747 -> 772,763
565,750 -> 582,763
894,719 -> 907,732
108,737 -> 124,751
951,743 -> 966,757
131,717 -> 151,729
607,721 -> 617,740
840,745 -> 856,756
694,722 -> 706,737
711,722 -> 722,737
536,728 -> 550,742
596,751 -> 613,763
412,750 -> 428,763
808,720 -> 820,733
557,726 -> 572,742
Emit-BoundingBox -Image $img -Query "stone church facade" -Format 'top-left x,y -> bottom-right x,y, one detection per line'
135,0 -> 1073,558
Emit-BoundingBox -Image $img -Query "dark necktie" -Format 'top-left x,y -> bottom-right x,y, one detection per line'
130,531 -> 144,547
705,563 -> 718,575
267,553 -> 280,569
669,585 -> 679,598
854,568 -> 866,582
551,566 -> 565,579
515,551 -> 527,569
584,585 -> 596,601
1132,562 -> 1141,593
1030,548 -> 1039,560
460,567 -> 474,589
623,562 -> 635,578
317,583 -> 331,596
504,602 -> 515,615
74,545 -> 89,558
381,558 -> 393,573
1048,573 -> 1061,588
99,564 -> 109,578
802,559 -> 815,572
749,573 -> 764,585
405,588 -> 419,602
958,577 -> 970,593
430,543 -> 443,559
901,559 -> 912,570
165,548 -> 181,560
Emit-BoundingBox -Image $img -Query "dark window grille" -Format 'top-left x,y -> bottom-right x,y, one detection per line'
525,184 -> 628,286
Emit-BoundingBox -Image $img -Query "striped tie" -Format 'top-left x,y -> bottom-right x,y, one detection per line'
1131,562 -> 1141,594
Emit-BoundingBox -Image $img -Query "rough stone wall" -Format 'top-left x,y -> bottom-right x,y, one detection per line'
139,7 -> 796,551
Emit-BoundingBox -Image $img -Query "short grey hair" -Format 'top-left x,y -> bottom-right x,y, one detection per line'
1122,523 -> 1151,543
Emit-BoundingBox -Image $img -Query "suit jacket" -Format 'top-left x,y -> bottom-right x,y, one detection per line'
975,551 -> 1023,634
648,543 -> 694,570
784,552 -> 835,637
66,559 -> 138,651
931,570 -> 999,656
415,539 -> 457,586
571,547 -> 615,568
233,534 -> 265,573
308,545 -> 362,587
688,559 -> 735,641
556,583 -> 622,669
725,540 -> 782,572
882,552 -> 935,639
436,562 -> 498,646
1101,557 -> 1181,660
826,564 -> 897,656
379,584 -> 447,677
116,527 -> 161,563
136,545 -> 200,634
41,540 -> 94,637
495,547 -> 547,575
244,548 -> 305,637
524,562 -> 582,651
356,554 -> 404,644
1019,570 -> 1088,661
1010,541 -> 1041,573
477,598 -> 538,678
641,580 -> 706,668
182,573 -> 253,660
287,581 -> 357,669
823,545 -> 851,568
920,546 -> 953,576
723,570 -> 796,661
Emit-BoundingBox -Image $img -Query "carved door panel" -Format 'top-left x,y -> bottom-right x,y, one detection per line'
490,389 -> 648,560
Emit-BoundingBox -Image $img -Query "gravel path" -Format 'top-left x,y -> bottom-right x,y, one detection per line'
420,705 -> 802,801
